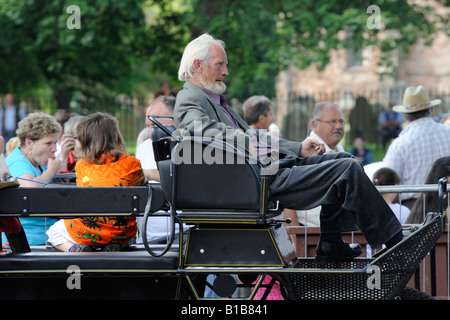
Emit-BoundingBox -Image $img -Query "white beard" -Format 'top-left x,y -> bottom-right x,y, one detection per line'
200,78 -> 227,95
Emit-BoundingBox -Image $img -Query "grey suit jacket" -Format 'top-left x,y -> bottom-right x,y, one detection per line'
174,81 -> 302,158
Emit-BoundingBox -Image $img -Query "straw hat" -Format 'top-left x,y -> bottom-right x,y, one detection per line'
393,85 -> 441,113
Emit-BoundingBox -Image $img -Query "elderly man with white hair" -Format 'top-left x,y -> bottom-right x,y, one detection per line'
173,33 -> 404,263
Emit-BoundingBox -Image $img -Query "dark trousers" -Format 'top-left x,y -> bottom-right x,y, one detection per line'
269,152 -> 402,248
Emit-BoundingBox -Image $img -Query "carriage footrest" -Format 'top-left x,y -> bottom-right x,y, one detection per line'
278,212 -> 444,300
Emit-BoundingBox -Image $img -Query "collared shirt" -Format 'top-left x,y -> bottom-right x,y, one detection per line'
297,131 -> 345,227
383,117 -> 450,200
307,130 -> 345,153
199,88 -> 240,129
199,86 -> 278,160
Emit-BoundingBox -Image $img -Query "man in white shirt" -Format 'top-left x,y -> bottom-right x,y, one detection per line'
135,96 -> 189,244
383,85 -> 450,209
136,96 -> 176,183
293,102 -> 347,226
307,102 -> 346,153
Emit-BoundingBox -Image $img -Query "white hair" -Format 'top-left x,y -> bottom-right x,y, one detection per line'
178,33 -> 225,82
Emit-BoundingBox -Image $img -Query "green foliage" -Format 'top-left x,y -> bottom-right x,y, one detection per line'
179,0 -> 448,101
0,0 -> 151,109
0,0 -> 447,110
181,0 -> 281,99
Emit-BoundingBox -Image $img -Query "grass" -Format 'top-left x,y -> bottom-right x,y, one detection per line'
343,142 -> 388,162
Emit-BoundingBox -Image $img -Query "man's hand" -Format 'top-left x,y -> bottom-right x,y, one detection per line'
58,134 -> 76,173
60,134 -> 76,158
300,139 -> 325,157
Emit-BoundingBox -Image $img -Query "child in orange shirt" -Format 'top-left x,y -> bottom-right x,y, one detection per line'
46,113 -> 146,252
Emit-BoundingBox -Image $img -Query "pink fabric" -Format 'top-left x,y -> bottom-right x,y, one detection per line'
253,275 -> 283,300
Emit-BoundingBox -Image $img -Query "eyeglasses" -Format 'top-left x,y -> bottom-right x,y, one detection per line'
316,119 -> 346,126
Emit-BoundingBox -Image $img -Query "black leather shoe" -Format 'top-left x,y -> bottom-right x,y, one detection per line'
315,240 -> 362,264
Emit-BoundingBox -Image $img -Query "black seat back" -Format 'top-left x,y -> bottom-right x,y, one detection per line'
152,126 -> 261,210
150,122 -> 283,222
170,137 -> 261,210
151,125 -> 176,206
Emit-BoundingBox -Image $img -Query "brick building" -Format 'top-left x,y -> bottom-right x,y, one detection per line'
275,4 -> 449,144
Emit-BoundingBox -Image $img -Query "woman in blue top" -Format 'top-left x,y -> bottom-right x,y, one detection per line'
5,112 -> 75,245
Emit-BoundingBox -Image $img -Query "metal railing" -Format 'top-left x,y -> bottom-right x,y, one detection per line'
296,182 -> 449,299
376,183 -> 449,299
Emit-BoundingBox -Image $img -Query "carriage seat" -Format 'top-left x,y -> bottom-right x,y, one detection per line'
150,120 -> 282,223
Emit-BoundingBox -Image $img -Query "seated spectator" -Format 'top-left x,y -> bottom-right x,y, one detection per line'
135,96 -> 177,183
134,96 -> 189,244
293,102 -> 346,227
306,102 -> 346,153
366,167 -> 410,257
243,95 -> 275,130
406,156 -> 450,224
53,109 -> 76,158
59,115 -> 85,173
4,112 -> 74,245
383,86 -> 450,209
348,137 -> 373,166
175,33 -> 404,265
46,112 -> 146,252
373,167 -> 410,224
